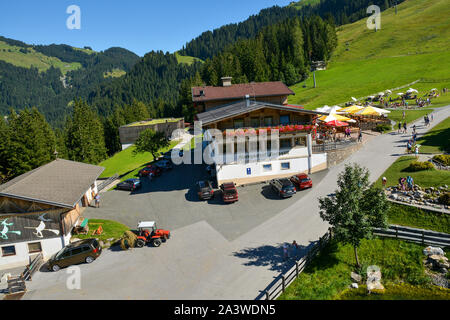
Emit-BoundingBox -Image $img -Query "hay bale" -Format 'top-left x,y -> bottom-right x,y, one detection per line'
120,230 -> 137,250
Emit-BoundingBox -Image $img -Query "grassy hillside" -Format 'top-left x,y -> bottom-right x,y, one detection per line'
289,0 -> 450,109
175,52 -> 203,65
0,40 -> 82,74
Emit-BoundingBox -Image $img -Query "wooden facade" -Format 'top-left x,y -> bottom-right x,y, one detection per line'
196,95 -> 289,113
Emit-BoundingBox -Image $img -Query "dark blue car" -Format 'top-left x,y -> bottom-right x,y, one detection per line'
116,178 -> 142,191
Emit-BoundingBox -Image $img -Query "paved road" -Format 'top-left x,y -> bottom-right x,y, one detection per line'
23,106 -> 450,300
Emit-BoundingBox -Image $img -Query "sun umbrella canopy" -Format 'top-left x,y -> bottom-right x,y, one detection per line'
385,90 -> 392,94
407,88 -> 418,93
430,88 -> 438,91
354,106 -> 389,116
340,105 -> 364,114
319,113 -> 353,122
378,92 -> 385,96
351,97 -> 358,102
326,120 -> 349,127
397,92 -> 404,96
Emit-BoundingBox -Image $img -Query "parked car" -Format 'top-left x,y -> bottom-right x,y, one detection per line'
270,178 -> 297,198
139,165 -> 162,177
290,173 -> 313,191
155,160 -> 173,171
220,183 -> 238,203
116,178 -> 142,191
196,180 -> 214,200
48,239 -> 102,272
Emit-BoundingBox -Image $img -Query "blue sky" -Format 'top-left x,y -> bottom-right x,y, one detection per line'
0,0 -> 294,56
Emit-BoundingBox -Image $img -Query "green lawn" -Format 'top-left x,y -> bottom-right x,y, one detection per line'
337,283 -> 450,300
175,52 -> 203,65
416,117 -> 450,153
288,0 -> 450,109
125,118 -> 182,127
99,140 -> 179,178
278,238 -> 448,300
76,219 -> 130,245
387,203 -> 450,234
0,40 -> 82,74
388,109 -> 432,127
375,156 -> 450,189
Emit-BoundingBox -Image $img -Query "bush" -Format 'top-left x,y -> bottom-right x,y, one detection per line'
120,230 -> 137,250
375,124 -> 392,133
438,193 -> 450,206
433,155 -> 450,166
407,161 -> 435,172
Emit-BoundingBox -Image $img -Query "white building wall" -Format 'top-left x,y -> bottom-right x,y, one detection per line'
0,236 -> 67,271
216,152 -> 327,185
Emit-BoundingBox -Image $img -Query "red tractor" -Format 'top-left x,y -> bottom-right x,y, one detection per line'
135,221 -> 171,248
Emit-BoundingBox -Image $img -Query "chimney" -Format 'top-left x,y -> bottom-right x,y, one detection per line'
221,76 -> 232,87
245,94 -> 250,107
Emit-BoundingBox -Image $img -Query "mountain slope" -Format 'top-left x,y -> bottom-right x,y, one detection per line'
0,37 -> 140,124
288,0 -> 450,108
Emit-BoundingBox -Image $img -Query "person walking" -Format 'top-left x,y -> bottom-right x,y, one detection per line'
398,122 -> 402,133
283,243 -> 289,261
291,240 -> 300,257
403,122 -> 407,134
414,145 -> 419,160
382,177 -> 387,189
94,193 -> 100,208
358,129 -> 363,143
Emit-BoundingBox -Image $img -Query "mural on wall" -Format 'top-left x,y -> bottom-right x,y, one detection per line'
0,219 -> 22,240
24,213 -> 60,238
0,210 -> 63,245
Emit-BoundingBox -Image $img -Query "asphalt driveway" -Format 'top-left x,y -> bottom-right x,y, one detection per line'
84,161 -> 328,241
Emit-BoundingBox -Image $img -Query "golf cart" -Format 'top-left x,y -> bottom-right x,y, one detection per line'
136,221 -> 171,248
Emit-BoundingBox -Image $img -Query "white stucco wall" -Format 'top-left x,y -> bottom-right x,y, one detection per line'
0,236 -> 68,271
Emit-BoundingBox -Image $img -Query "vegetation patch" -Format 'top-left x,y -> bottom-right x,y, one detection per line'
416,117 -> 450,154
433,155 -> 450,166
76,219 -> 130,246
407,161 -> 435,172
375,156 -> 450,188
337,283 -> 450,300
387,203 -> 450,234
278,238 -> 439,300
99,140 -> 179,179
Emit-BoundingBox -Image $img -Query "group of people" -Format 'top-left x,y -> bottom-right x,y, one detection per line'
416,98 -> 431,108
398,176 -> 415,191
406,139 -> 420,158
398,121 -> 408,134
424,114 -> 433,127
283,241 -> 300,261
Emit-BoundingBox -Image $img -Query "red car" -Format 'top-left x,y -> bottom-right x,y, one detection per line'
221,183 -> 238,203
139,165 -> 162,177
290,173 -> 313,191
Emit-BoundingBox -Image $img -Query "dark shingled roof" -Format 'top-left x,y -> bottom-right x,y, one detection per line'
192,81 -> 295,103
0,159 -> 105,208
196,101 -> 326,126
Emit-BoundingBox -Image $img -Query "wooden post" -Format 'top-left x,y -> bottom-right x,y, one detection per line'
265,291 -> 270,300
282,275 -> 286,293
396,226 -> 398,239
296,261 -> 299,278
422,231 -> 425,245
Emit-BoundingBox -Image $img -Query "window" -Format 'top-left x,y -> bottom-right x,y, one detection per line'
28,242 -> 42,254
280,115 -> 290,125
71,248 -> 83,255
250,117 -> 260,128
280,139 -> 292,149
264,117 -> 273,126
234,119 -> 244,129
1,246 -> 16,257
262,164 -> 272,172
281,162 -> 291,170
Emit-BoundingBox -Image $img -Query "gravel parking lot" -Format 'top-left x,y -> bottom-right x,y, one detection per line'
84,160 -> 328,241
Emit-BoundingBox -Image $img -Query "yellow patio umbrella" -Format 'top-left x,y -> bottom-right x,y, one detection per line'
319,113 -> 355,122
353,106 -> 385,116
340,105 -> 364,114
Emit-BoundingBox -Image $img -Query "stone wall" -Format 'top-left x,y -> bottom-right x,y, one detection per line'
326,142 -> 364,168
119,119 -> 184,145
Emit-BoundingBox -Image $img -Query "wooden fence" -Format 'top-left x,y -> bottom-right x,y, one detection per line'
97,174 -> 119,192
261,231 -> 331,300
374,225 -> 450,247
22,252 -> 43,281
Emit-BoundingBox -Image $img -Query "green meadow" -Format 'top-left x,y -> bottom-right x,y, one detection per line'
289,0 -> 450,109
